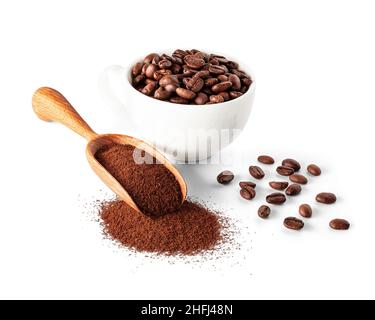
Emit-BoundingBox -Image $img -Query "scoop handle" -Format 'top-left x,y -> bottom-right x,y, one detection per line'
32,87 -> 97,141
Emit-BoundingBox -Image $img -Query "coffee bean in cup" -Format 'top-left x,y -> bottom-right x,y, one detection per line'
131,49 -> 252,104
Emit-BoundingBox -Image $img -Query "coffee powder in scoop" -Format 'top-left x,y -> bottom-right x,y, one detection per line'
95,144 -> 182,218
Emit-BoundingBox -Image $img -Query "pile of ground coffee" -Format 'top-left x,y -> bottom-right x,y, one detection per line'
95,144 -> 182,218
100,199 -> 223,255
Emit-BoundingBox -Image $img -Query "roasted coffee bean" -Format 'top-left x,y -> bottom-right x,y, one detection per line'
231,69 -> 247,78
205,78 -> 219,87
176,88 -> 196,100
307,164 -> 321,176
145,78 -> 156,85
217,75 -> 228,82
329,219 -> 350,230
141,81 -> 157,96
282,158 -> 301,172
242,77 -> 252,86
277,166 -> 295,176
239,181 -> 256,189
266,192 -> 286,205
258,155 -> 274,164
194,70 -> 210,79
217,170 -> 234,184
316,192 -> 336,204
208,64 -> 226,75
159,75 -> 179,87
184,55 -> 206,69
194,92 -> 208,105
133,74 -> 145,86
160,53 -> 173,61
299,204 -> 312,218
240,186 -> 256,200
269,181 -> 289,190
153,69 -> 172,80
158,59 -> 172,69
154,87 -> 171,100
228,74 -> 241,91
203,87 -> 213,95
186,77 -> 204,93
182,69 -> 196,77
182,77 -> 191,87
209,95 -> 225,103
289,174 -> 308,185
145,64 -> 159,79
171,63 -> 182,74
132,62 -> 143,76
212,81 -> 233,93
152,55 -> 160,64
169,96 -> 189,104
164,84 -> 178,93
219,91 -> 230,101
249,166 -> 265,179
209,58 -> 219,65
229,91 -> 243,99
226,61 -> 239,69
258,205 -> 271,219
284,217 -> 304,230
173,49 -> 188,58
144,53 -> 159,64
172,56 -> 184,65
285,183 -> 302,196
240,85 -> 249,93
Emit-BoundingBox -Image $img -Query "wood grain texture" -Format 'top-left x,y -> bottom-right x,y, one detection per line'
32,87 -> 97,141
32,87 -> 187,215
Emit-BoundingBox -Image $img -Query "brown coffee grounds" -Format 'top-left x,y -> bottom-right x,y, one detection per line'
95,144 -> 182,218
99,199 -> 223,255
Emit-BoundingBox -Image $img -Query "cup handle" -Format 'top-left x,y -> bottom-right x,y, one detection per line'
98,65 -> 135,132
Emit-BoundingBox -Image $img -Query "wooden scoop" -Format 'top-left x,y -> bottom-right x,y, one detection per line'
32,87 -> 187,215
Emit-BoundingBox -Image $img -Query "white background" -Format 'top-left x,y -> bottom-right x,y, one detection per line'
0,0 -> 374,300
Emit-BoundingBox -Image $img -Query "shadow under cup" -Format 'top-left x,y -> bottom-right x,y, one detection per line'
101,54 -> 256,163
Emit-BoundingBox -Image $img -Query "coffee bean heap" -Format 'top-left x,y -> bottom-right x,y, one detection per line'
131,49 -> 252,105
217,156 -> 350,231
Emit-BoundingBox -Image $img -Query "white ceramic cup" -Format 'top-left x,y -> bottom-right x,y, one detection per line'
99,52 -> 255,162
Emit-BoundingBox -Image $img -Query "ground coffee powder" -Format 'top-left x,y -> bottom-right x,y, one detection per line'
95,144 -> 182,218
100,199 -> 223,255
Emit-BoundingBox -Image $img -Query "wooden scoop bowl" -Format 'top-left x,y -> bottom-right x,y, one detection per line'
32,87 -> 187,215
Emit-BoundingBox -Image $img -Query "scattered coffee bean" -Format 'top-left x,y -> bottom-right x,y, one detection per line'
266,192 -> 286,205
258,205 -> 271,219
285,183 -> 302,196
249,166 -> 265,179
257,155 -> 275,164
299,204 -> 312,218
284,217 -> 304,230
307,164 -> 321,176
282,158 -> 301,172
240,186 -> 256,200
276,165 -> 294,176
239,181 -> 256,189
289,173 -> 308,184
131,50 -> 252,104
316,192 -> 336,204
269,181 -> 289,190
217,170 -> 234,184
329,219 -> 350,230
